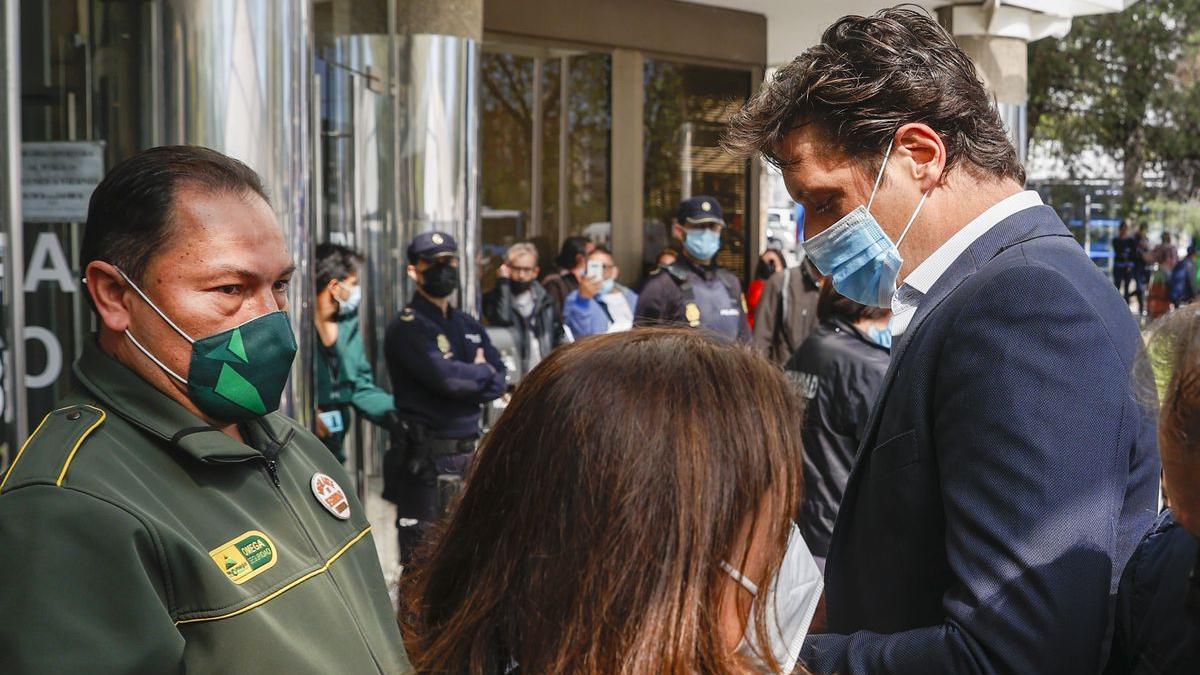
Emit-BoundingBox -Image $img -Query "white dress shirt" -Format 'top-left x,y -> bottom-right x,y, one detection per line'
890,190 -> 1044,336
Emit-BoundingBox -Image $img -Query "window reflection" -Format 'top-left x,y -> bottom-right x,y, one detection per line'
643,60 -> 751,280
479,47 -> 610,290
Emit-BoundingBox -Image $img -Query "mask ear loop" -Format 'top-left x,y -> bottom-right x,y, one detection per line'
123,329 -> 188,385
114,267 -> 193,385
866,138 -> 895,212
115,268 -> 196,344
895,189 -> 932,248
718,560 -> 761,597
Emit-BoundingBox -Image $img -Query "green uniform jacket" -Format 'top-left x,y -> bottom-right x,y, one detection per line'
0,338 -> 413,674
316,314 -> 395,462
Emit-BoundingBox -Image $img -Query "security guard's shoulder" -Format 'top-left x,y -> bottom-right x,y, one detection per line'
715,267 -> 742,288
662,264 -> 692,285
0,404 -> 107,495
456,310 -> 487,332
391,306 -> 435,334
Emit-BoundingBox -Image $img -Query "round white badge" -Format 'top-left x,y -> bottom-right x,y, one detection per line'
311,472 -> 351,520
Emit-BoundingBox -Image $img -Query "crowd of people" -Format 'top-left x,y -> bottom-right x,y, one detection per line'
1,7 -> 1199,675
1112,223 -> 1199,319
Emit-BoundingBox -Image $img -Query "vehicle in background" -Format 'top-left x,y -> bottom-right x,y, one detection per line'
1066,217 -> 1120,279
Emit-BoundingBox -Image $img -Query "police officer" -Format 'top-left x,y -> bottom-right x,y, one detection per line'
0,146 -> 411,672
383,231 -> 506,564
635,196 -> 751,342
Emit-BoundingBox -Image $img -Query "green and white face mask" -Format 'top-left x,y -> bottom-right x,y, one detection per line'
117,269 -> 298,423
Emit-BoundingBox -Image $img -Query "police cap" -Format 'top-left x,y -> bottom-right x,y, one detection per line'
407,231 -> 458,264
676,196 -> 724,227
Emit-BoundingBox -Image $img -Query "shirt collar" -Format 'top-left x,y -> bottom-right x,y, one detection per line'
73,336 -> 271,463
900,190 -> 1043,295
889,190 -> 1042,336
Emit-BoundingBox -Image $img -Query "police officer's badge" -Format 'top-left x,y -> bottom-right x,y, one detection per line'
437,334 -> 453,358
685,302 -> 702,327
432,233 -> 444,245
701,201 -> 712,212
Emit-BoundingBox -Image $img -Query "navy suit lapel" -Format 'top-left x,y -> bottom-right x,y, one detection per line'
826,206 -> 1074,571
865,205 -> 1072,441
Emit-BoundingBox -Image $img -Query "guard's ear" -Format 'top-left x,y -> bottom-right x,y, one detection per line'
407,264 -> 419,283
85,260 -> 134,333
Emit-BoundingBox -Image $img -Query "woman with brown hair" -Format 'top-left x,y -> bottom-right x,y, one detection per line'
1105,305 -> 1200,673
401,328 -> 821,674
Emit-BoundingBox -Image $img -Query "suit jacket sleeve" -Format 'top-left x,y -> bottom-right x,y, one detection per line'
804,265 -> 1144,674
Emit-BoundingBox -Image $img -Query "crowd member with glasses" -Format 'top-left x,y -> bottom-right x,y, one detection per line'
563,246 -> 638,338
483,242 -> 565,372
635,196 -> 751,343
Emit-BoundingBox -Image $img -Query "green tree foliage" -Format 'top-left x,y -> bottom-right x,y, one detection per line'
1028,0 -> 1200,220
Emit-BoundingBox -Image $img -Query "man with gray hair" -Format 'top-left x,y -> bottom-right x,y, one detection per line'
482,242 -> 564,373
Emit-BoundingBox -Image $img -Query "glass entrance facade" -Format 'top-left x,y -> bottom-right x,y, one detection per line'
479,45 -> 611,285
1,1 -> 764,471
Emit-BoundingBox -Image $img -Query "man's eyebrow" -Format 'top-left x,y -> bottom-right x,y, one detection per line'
792,187 -> 837,201
202,263 -> 297,279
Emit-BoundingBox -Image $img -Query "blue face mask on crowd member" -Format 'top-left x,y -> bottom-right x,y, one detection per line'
802,138 -> 931,308
600,278 -> 615,295
335,282 -> 362,317
684,228 -> 722,262
867,325 -> 893,349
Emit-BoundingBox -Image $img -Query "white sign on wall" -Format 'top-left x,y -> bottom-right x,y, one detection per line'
21,141 -> 105,223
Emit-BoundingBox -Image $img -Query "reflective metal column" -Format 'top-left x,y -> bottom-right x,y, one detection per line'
158,0 -> 314,423
399,34 -> 480,312
0,0 -> 27,451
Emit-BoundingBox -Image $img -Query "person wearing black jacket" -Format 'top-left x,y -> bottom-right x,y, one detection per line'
482,242 -> 565,374
1104,304 -> 1200,675
540,236 -> 593,319
785,283 -> 891,570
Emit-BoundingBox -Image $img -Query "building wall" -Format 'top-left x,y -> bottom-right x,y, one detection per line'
484,0 -> 766,67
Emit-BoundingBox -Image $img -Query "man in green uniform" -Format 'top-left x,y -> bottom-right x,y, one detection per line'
0,146 -> 413,673
314,242 -> 397,464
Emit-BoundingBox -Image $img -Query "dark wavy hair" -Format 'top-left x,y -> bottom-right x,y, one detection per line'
723,7 -> 1024,184
314,242 -> 362,290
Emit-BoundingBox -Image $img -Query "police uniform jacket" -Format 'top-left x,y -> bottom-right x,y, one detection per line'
633,255 -> 750,343
384,292 -> 506,440
0,337 -> 412,673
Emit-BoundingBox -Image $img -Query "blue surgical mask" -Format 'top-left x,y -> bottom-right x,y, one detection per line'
802,139 -> 930,307
867,325 -> 893,349
684,228 -> 721,261
600,278 -> 615,295
335,283 -> 362,317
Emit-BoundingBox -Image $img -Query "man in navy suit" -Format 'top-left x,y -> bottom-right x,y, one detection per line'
725,8 -> 1159,674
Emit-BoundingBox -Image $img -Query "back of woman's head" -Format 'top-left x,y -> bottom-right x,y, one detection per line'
1146,305 -> 1200,536
401,328 -> 805,674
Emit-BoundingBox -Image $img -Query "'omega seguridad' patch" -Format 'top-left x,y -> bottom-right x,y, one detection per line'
209,530 -> 277,585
